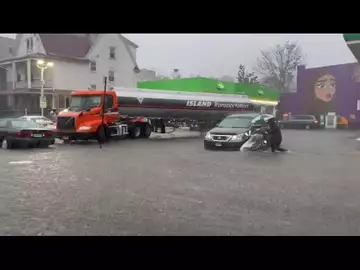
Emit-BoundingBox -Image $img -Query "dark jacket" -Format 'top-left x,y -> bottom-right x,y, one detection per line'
268,120 -> 282,145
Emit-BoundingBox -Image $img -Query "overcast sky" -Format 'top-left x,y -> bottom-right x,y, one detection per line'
1,34 -> 356,78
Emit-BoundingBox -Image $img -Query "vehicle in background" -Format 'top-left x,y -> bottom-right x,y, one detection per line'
0,118 -> 55,149
204,113 -> 274,150
54,88 -> 256,143
279,114 -> 319,130
19,115 -> 54,128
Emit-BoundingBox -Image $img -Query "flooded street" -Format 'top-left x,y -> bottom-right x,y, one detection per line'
1,130 -> 360,235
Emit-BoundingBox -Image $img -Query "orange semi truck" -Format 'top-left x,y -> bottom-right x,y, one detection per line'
54,87 -> 256,142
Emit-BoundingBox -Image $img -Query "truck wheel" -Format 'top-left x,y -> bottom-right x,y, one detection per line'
141,123 -> 152,138
130,124 -> 141,139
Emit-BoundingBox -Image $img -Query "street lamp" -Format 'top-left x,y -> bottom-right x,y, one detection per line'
36,59 -> 54,116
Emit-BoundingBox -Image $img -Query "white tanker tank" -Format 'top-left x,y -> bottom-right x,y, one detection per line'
114,87 -> 256,121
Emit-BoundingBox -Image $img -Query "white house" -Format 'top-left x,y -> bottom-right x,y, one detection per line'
0,34 -> 140,115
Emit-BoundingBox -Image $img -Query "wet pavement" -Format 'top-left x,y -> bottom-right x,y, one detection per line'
1,130 -> 360,235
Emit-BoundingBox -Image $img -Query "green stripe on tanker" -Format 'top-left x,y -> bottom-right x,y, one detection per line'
137,77 -> 280,102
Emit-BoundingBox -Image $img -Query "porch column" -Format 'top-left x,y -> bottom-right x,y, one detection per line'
7,95 -> 14,109
52,92 -> 56,109
27,59 -> 31,89
12,62 -> 16,89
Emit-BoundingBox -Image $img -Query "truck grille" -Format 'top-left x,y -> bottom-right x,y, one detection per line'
56,117 -> 75,130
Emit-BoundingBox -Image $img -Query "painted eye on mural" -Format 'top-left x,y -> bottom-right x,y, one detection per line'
316,83 -> 325,88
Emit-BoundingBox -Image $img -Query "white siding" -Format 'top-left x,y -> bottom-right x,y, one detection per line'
129,46 -> 137,62
87,34 -> 138,89
52,59 -> 93,90
16,34 -> 46,57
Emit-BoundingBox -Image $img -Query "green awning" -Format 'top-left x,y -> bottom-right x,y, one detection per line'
343,34 -> 360,61
343,34 -> 360,42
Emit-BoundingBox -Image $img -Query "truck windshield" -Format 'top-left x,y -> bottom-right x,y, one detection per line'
218,117 -> 252,128
69,96 -> 102,111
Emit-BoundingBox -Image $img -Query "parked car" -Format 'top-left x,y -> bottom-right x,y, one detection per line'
19,115 -> 54,128
279,114 -> 319,129
0,118 -> 55,149
204,113 -> 274,150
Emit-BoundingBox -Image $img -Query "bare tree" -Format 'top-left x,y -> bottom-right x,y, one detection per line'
237,64 -> 259,84
255,41 -> 303,93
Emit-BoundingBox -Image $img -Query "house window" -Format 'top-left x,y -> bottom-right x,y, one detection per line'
26,38 -> 33,52
90,61 -> 96,72
109,47 -> 116,60
108,70 -> 115,82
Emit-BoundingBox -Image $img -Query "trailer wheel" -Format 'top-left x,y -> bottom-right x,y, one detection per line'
130,124 -> 142,139
141,123 -> 152,138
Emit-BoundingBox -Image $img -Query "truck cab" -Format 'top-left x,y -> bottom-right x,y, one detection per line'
54,90 -> 131,141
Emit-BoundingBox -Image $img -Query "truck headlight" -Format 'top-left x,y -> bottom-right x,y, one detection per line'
205,132 -> 212,140
78,126 -> 91,131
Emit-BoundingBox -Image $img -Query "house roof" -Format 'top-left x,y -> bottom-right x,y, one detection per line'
5,34 -> 139,69
39,34 -> 91,58
120,35 -> 139,48
38,34 -> 138,58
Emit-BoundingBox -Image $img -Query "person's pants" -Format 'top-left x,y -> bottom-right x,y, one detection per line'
270,142 -> 287,152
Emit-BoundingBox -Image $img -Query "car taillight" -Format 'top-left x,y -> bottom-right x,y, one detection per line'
314,120 -> 318,124
44,131 -> 53,137
16,131 -> 32,137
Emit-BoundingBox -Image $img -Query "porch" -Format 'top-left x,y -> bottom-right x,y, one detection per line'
0,58 -> 53,91
0,91 -> 71,117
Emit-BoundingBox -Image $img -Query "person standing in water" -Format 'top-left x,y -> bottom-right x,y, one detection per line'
267,118 -> 287,153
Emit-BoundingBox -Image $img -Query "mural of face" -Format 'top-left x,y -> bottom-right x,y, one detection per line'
314,74 -> 336,102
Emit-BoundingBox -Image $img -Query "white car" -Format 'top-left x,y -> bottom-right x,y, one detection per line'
19,115 -> 54,128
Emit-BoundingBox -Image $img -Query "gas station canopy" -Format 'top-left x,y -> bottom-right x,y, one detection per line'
343,34 -> 360,61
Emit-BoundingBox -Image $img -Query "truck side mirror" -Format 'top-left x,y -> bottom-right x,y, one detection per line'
91,107 -> 101,114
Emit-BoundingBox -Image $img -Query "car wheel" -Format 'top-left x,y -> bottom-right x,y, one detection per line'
1,138 -> 12,149
305,124 -> 311,130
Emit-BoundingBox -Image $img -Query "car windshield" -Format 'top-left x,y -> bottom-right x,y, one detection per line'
11,120 -> 41,129
218,117 -> 252,128
69,95 -> 102,112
